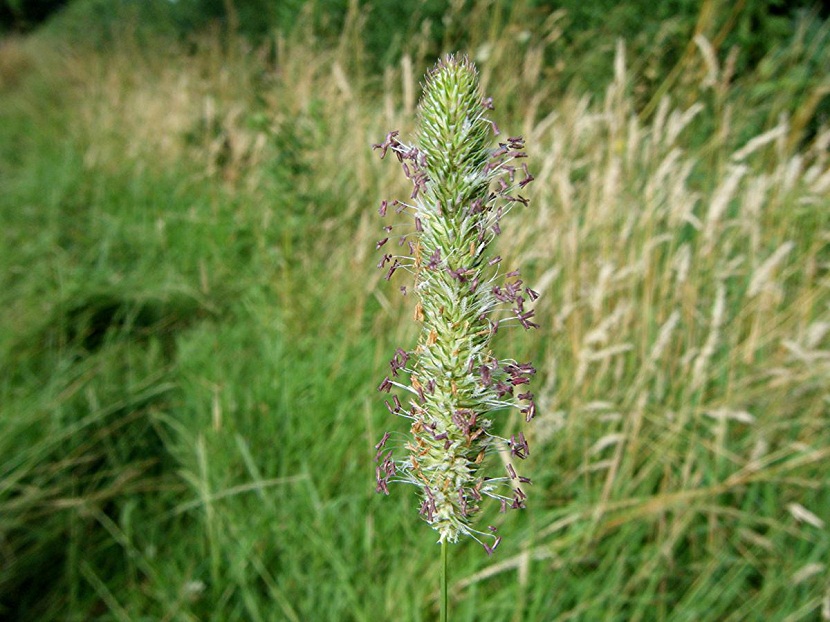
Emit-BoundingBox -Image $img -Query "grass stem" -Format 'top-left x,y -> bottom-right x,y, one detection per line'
440,540 -> 449,622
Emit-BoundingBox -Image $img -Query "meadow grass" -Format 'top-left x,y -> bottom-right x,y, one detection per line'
0,5 -> 828,620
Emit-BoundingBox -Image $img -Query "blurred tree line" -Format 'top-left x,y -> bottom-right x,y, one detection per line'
3,0 -> 827,55
2,0 -> 828,130
0,0 -> 69,30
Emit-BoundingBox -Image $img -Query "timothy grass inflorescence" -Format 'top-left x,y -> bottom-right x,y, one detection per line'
373,54 -> 537,553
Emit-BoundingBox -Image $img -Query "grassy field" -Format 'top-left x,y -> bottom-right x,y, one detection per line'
1,3 -> 829,620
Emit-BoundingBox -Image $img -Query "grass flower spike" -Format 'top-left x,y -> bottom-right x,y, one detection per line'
373,54 -> 537,554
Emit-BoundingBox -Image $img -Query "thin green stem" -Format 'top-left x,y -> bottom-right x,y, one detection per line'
440,540 -> 449,622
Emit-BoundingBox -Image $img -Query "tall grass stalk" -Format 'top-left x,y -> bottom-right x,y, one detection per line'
372,53 -> 537,616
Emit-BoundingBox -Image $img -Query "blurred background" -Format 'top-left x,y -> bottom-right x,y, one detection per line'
1,0 -> 829,620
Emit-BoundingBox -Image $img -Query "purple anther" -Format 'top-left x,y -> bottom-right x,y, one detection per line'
383,451 -> 395,474
452,409 -> 475,435
378,376 -> 393,393
371,130 -> 400,159
518,310 -> 539,330
374,432 -> 391,461
426,249 -> 441,270
385,258 -> 400,281
509,432 -> 530,459
447,267 -> 468,282
419,488 -> 437,521
393,347 -> 409,367
495,381 -> 513,398
376,237 -> 389,249
519,174 -> 535,189
479,364 -> 492,386
482,536 -> 501,557
468,198 -> 484,215
375,450 -> 396,495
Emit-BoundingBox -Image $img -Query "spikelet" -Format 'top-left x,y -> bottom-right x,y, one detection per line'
372,55 -> 537,553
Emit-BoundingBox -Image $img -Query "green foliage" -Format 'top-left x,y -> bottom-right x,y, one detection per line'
0,0 -> 69,32
1,3 -> 829,620
28,0 -> 830,108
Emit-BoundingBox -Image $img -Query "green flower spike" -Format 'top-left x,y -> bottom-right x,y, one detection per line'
373,54 -> 537,554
